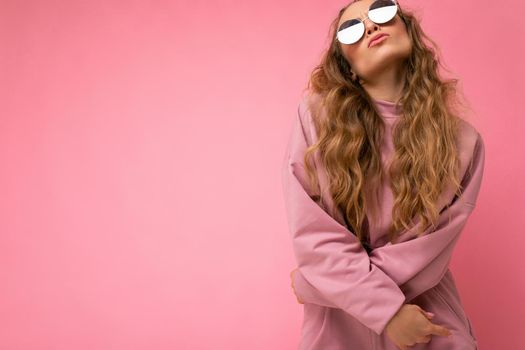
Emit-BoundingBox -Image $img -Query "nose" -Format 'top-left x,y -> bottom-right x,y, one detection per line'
363,16 -> 379,33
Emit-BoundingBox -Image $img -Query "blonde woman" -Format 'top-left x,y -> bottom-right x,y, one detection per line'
281,1 -> 485,349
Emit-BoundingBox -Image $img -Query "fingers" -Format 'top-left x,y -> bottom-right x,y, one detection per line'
416,306 -> 428,317
289,269 -> 303,304
423,311 -> 435,320
419,335 -> 432,343
417,308 -> 451,337
413,304 -> 435,320
430,323 -> 452,337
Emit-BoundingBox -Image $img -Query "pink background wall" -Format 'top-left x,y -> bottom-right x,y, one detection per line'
0,0 -> 523,349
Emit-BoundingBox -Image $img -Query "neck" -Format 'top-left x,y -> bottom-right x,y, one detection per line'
360,63 -> 406,104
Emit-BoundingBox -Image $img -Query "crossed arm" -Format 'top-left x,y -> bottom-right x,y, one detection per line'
282,98 -> 485,335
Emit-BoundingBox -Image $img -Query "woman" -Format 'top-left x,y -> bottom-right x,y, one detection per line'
281,0 -> 485,349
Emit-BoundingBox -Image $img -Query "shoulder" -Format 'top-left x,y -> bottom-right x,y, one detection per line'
298,92 -> 321,122
456,118 -> 485,181
296,92 -> 324,146
457,118 -> 484,157
284,93 -> 321,160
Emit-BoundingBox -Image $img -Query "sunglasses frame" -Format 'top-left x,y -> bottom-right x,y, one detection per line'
336,0 -> 399,45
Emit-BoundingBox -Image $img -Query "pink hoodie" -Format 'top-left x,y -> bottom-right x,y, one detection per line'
281,94 -> 484,349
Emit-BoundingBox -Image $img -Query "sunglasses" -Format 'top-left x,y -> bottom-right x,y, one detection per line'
336,0 -> 399,45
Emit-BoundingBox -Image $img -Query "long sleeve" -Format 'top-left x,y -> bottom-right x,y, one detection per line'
292,267 -> 338,308
291,127 -> 485,306
369,131 -> 485,302
282,98 -> 406,336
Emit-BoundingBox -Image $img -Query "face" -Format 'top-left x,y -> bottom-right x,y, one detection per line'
337,0 -> 412,85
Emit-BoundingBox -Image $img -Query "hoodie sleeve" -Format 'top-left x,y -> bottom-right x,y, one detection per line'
291,129 -> 486,305
368,131 -> 486,302
282,98 -> 406,336
292,267 -> 338,308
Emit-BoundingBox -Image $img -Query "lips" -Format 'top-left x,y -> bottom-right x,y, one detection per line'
368,33 -> 389,48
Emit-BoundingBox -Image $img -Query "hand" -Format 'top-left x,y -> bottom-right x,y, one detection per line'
290,268 -> 304,304
385,304 -> 451,350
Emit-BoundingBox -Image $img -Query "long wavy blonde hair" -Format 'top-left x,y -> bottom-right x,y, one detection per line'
303,1 -> 471,246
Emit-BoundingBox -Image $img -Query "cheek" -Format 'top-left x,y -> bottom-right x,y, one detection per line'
390,21 -> 409,42
341,46 -> 358,65
341,39 -> 369,63
395,31 -> 412,52
383,24 -> 410,53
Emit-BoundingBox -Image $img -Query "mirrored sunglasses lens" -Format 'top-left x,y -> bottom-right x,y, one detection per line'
369,0 -> 397,23
337,20 -> 364,44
